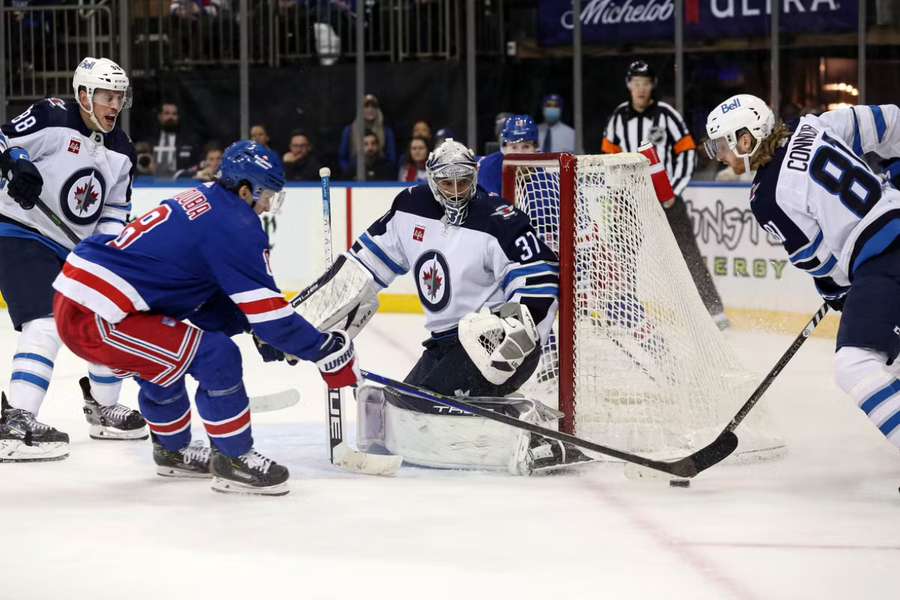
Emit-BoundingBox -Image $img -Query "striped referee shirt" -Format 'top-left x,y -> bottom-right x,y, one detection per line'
601,100 -> 697,196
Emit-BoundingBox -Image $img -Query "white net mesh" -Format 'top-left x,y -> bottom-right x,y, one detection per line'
509,153 -> 785,461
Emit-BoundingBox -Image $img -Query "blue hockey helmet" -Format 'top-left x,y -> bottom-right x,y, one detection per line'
219,140 -> 286,214
500,115 -> 538,146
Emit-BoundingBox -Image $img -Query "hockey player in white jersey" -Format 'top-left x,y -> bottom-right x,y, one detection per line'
292,140 -> 591,474
705,94 -> 900,454
0,57 -> 147,462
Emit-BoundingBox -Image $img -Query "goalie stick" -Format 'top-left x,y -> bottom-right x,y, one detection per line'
360,370 -> 737,478
315,167 -> 402,476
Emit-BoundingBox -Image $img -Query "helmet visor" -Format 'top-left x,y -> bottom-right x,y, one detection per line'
92,87 -> 133,111
703,136 -> 733,161
258,188 -> 286,216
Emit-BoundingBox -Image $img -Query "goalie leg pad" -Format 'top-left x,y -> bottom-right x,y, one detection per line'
355,384 -> 388,452
293,255 -> 379,338
381,388 -> 558,473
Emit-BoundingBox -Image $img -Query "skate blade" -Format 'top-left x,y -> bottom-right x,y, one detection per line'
0,440 -> 69,462
156,465 -> 212,479
89,424 -> 149,441
210,477 -> 290,496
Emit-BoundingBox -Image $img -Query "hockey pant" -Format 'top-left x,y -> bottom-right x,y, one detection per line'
53,293 -> 253,456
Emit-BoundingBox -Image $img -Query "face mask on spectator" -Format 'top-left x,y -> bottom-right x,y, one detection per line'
543,107 -> 561,125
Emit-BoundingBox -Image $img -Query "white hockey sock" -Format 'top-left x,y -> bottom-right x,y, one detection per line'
87,364 -> 123,407
835,347 -> 900,448
8,317 -> 62,416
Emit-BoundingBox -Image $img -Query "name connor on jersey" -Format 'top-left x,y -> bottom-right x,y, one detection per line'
786,123 -> 819,172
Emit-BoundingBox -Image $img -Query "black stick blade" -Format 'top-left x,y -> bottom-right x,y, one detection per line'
692,431 -> 739,473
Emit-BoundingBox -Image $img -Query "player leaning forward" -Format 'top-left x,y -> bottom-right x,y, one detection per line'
705,95 -> 900,453
297,140 -> 590,474
52,141 -> 360,495
0,57 -> 148,462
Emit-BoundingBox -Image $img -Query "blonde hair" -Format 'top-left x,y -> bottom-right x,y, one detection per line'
750,121 -> 791,171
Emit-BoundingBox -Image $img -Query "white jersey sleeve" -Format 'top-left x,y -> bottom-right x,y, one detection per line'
813,104 -> 900,160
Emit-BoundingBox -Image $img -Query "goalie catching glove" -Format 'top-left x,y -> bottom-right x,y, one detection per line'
459,302 -> 539,385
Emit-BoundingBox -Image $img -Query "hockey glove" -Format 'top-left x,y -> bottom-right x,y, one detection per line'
824,295 -> 846,312
253,334 -> 299,365
458,303 -> 539,385
1,148 -> 42,210
315,330 -> 361,388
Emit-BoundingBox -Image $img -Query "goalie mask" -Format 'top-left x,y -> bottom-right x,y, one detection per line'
704,94 -> 774,172
426,139 -> 478,226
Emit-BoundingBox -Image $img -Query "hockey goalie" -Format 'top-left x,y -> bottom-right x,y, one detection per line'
292,140 -> 592,474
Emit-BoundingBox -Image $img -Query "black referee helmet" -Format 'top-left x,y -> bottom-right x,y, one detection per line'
625,60 -> 657,86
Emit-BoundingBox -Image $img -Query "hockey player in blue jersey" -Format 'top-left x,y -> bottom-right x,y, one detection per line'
295,140 -> 591,474
477,115 -> 540,196
0,57 -> 147,462
705,94 -> 900,458
52,140 -> 361,495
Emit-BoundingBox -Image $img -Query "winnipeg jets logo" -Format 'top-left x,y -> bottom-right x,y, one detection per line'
422,264 -> 442,300
414,250 -> 451,312
60,168 -> 106,225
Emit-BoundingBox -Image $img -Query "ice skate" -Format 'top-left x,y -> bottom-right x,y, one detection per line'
210,447 -> 289,496
81,377 -> 148,441
0,392 -> 69,462
153,436 -> 212,478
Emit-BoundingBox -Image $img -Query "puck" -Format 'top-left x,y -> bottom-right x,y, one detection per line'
669,479 -> 691,488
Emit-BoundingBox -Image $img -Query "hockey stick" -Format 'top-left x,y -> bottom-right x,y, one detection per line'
33,196 -> 81,246
361,370 -> 737,478
315,168 -> 401,476
249,388 -> 301,413
717,303 -> 829,437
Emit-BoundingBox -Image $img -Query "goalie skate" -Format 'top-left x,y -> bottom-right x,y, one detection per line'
522,435 -> 596,475
210,447 -> 290,496
80,377 -> 148,441
0,392 -> 69,462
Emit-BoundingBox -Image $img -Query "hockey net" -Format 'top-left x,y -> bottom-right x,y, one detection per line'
502,153 -> 785,461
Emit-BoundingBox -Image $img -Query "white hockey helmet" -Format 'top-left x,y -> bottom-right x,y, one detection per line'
426,139 -> 478,226
703,94 -> 775,161
72,57 -> 132,132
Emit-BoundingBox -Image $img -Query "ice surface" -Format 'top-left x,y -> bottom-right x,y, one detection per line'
0,314 -> 897,600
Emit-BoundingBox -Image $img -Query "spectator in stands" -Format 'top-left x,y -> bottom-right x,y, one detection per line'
359,130 -> 394,181
282,130 -> 322,181
173,141 -> 224,181
339,93 -> 397,176
411,120 -> 433,146
170,0 -> 223,18
397,136 -> 430,183
484,112 -> 512,155
134,142 -> 158,177
537,94 -> 575,152
250,124 -> 271,149
149,101 -> 199,178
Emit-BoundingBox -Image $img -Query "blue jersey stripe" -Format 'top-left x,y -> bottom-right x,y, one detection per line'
11,371 -> 50,390
89,372 -> 120,385
850,108 -> 863,157
809,255 -> 837,277
501,263 -> 560,290
98,217 -> 127,226
507,285 -> 559,298
851,219 -> 900,274
880,408 -> 900,437
860,379 -> 900,414
359,233 -> 406,275
870,105 -> 887,143
789,230 -> 823,263
13,353 -> 54,369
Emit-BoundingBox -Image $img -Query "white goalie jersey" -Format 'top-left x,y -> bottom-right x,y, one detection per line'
0,98 -> 134,253
750,104 -> 900,302
347,184 -> 559,343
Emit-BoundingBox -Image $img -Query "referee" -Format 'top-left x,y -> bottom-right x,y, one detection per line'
602,60 -> 728,329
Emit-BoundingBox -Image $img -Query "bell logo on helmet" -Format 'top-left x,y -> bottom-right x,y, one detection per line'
721,97 -> 742,113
